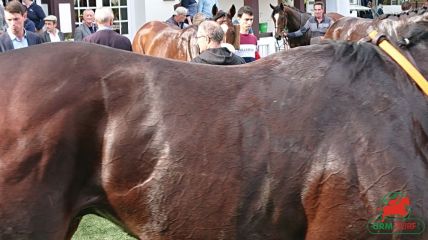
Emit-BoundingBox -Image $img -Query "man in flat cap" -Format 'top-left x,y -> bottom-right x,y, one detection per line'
41,15 -> 64,42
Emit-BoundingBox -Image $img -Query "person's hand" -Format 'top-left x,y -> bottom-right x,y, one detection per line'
283,32 -> 287,37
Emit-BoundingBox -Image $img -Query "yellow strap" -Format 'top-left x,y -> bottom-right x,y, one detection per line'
369,30 -> 428,96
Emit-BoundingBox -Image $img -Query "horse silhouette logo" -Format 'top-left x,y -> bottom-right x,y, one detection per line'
378,192 -> 411,222
368,192 -> 425,234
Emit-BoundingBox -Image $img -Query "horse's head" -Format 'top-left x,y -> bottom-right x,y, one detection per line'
213,4 -> 240,50
270,3 -> 287,40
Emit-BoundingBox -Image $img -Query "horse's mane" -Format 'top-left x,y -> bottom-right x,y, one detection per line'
397,20 -> 428,48
331,16 -> 428,79
270,3 -> 307,18
377,11 -> 428,46
330,41 -> 382,80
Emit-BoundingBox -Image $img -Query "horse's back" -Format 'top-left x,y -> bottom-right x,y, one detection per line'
132,21 -> 171,55
324,17 -> 374,41
132,21 -> 198,61
326,12 -> 345,22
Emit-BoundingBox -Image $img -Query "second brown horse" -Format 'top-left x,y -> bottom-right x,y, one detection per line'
132,5 -> 240,61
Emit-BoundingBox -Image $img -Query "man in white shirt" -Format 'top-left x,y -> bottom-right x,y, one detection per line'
41,15 -> 64,42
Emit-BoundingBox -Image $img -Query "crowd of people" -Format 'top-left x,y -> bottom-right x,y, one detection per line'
1,0 -> 427,64
165,4 -> 258,65
0,1 -> 131,53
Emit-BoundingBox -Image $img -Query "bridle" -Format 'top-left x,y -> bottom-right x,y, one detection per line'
273,10 -> 290,51
275,33 -> 290,51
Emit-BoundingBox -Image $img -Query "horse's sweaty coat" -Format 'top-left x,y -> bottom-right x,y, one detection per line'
0,14 -> 428,239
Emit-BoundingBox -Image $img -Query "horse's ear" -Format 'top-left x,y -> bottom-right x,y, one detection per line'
270,3 -> 275,10
212,4 -> 218,17
229,5 -> 236,18
280,2 -> 284,11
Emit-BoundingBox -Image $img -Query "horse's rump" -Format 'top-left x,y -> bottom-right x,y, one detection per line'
132,21 -> 199,61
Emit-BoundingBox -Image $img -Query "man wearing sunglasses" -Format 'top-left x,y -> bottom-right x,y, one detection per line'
192,20 -> 245,65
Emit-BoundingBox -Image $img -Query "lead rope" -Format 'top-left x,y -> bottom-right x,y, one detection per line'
368,30 -> 428,96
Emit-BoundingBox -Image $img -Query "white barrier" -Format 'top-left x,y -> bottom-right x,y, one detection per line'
257,37 -> 278,58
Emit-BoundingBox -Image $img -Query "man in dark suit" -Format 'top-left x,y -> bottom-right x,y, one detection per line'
83,7 -> 131,51
41,15 -> 64,42
0,1 -> 42,52
74,9 -> 97,41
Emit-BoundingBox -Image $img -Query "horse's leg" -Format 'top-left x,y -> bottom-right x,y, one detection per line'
0,153 -> 78,239
66,216 -> 83,240
0,104 -> 105,239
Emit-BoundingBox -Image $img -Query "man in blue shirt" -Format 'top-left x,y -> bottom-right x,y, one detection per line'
0,1 -> 42,52
198,0 -> 218,18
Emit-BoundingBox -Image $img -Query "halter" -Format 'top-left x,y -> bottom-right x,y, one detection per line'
368,30 -> 428,95
275,35 -> 290,51
273,9 -> 290,51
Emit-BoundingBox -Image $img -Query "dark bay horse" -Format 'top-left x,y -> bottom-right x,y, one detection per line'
270,2 -> 343,47
324,7 -> 427,42
132,4 -> 239,61
1,15 -> 428,239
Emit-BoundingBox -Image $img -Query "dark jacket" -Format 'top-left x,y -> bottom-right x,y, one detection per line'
24,19 -> 36,32
74,23 -> 97,41
27,2 -> 46,31
181,0 -> 197,7
166,16 -> 187,29
191,47 -> 246,65
41,30 -> 65,42
83,29 -> 132,51
0,30 -> 43,52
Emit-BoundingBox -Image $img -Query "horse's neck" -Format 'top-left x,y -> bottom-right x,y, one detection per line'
285,7 -> 310,31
